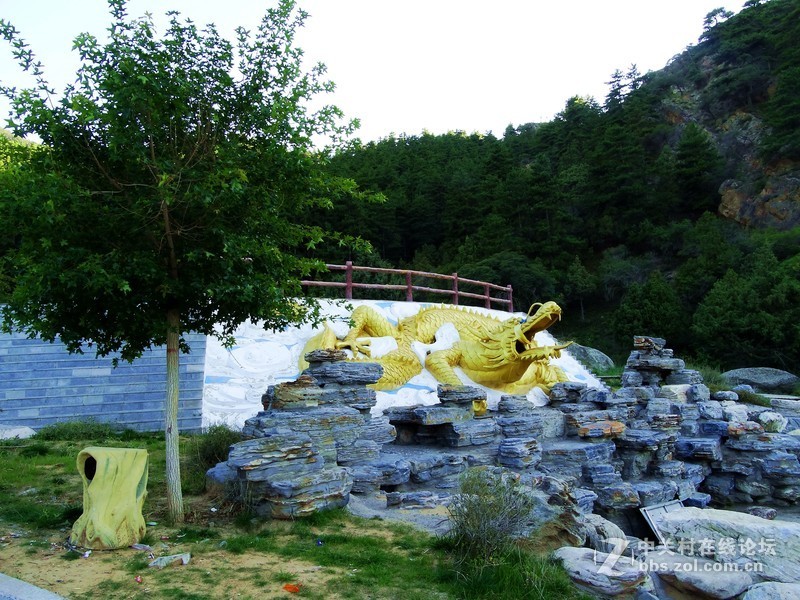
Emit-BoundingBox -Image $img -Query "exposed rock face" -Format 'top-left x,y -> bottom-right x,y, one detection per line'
719,167 -> 800,230
567,343 -> 615,372
658,508 -> 800,583
721,368 -> 800,394
208,355 -> 387,518
741,582 -> 800,600
553,546 -> 655,599
646,551 -> 753,599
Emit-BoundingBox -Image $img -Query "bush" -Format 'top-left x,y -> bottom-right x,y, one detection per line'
445,468 -> 537,567
181,424 -> 242,495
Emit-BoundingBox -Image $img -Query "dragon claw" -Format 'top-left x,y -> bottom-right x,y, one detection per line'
336,339 -> 372,358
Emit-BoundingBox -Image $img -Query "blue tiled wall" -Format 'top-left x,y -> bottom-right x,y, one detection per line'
0,332 -> 206,432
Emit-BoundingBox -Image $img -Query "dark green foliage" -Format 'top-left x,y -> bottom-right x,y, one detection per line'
3,0 -> 798,382
182,424 -> 242,495
763,66 -> 800,160
675,124 -> 724,214
612,272 -> 685,352
445,549 -> 592,600
692,245 -> 800,367
189,425 -> 242,471
321,0 -> 800,371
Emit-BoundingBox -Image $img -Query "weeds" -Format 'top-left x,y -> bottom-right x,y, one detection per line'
35,420 -> 122,441
181,423 -> 242,495
736,389 -> 773,407
445,468 -> 537,567
691,364 -> 727,391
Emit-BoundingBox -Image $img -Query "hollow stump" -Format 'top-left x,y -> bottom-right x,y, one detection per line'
70,447 -> 149,550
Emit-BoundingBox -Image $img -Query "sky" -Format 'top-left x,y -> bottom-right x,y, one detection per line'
1,0 -> 743,143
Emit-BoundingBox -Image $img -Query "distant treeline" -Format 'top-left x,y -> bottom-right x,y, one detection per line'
311,0 -> 800,369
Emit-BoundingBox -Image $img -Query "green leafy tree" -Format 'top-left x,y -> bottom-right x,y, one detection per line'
0,0 -> 365,522
762,66 -> 800,160
563,256 -> 596,321
701,7 -> 735,40
675,123 -> 724,214
692,245 -> 800,368
612,271 -> 684,350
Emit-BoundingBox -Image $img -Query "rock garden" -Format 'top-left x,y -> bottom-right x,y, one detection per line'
207,336 -> 800,599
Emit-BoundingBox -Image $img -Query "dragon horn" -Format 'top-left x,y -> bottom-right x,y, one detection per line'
527,303 -> 542,317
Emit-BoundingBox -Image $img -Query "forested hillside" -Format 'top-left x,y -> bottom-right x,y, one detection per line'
317,0 -> 800,369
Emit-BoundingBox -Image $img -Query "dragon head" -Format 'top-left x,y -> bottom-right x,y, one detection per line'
492,301 -> 570,364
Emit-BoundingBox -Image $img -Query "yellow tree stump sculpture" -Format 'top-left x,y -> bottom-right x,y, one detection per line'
70,447 -> 149,550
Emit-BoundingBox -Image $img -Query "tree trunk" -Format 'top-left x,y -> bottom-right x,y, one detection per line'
165,308 -> 184,523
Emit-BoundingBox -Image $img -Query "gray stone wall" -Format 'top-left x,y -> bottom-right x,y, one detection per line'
0,331 -> 206,432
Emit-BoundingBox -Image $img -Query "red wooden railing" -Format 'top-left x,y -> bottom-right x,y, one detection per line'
301,261 -> 514,312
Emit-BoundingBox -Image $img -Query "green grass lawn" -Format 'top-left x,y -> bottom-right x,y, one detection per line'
0,422 -> 590,599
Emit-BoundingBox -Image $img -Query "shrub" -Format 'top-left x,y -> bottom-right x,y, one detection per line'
181,424 -> 242,495
445,468 -> 537,567
194,424 -> 243,469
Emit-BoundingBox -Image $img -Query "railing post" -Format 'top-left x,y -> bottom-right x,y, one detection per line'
484,284 -> 491,309
507,285 -> 514,313
345,261 -> 353,300
452,273 -> 459,305
405,271 -> 413,302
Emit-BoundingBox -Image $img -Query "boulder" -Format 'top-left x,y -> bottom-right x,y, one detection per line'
674,438 -> 722,461
442,419 -> 500,447
697,400 -> 724,420
409,452 -> 467,483
0,424 -> 36,440
306,360 -> 384,385
386,490 -> 448,509
205,461 -> 238,495
582,512 -> 628,555
358,417 -> 396,445
644,551 -> 753,599
497,437 -> 542,469
746,506 -> 778,520
721,368 -> 800,394
242,407 -> 365,463
384,404 -> 472,426
758,411 -> 789,433
567,343 -> 615,372
666,370 -> 705,385
553,546 -> 654,599
741,582 -> 800,599
658,507 -> 800,583
256,466 -> 352,519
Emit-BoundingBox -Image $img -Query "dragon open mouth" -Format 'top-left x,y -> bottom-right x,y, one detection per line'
512,301 -> 568,359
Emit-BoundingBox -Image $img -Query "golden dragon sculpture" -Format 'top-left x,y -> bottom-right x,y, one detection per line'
300,302 -> 571,411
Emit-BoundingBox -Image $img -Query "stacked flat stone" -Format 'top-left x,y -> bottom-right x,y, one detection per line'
616,337 -> 800,507
207,333 -> 800,523
224,430 -> 352,518
496,395 -> 565,439
207,352 -> 388,518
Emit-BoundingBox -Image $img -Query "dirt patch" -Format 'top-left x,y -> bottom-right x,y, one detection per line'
0,529 -> 345,599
